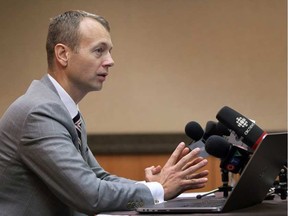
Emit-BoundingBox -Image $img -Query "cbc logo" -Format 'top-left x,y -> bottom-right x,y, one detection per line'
236,117 -> 248,128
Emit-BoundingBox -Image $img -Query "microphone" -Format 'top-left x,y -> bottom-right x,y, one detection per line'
203,121 -> 231,141
216,122 -> 231,137
202,121 -> 218,141
184,121 -> 208,157
185,121 -> 204,141
185,121 -> 228,158
216,106 -> 267,150
205,135 -> 252,174
216,121 -> 247,147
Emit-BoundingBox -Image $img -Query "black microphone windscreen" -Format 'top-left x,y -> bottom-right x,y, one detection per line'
185,121 -> 204,141
216,122 -> 231,136
202,121 -> 217,140
205,135 -> 231,158
216,106 -> 267,149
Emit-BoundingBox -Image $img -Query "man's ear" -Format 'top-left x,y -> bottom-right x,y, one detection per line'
54,43 -> 70,67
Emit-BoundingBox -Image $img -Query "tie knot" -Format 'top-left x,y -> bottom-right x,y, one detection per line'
73,112 -> 81,124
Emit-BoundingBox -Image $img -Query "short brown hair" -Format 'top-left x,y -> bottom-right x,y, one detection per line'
46,10 -> 110,70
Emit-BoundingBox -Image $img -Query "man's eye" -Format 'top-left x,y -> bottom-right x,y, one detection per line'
95,48 -> 104,54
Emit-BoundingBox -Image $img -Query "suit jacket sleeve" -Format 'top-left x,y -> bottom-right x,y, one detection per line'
86,148 -> 136,183
18,102 -> 154,214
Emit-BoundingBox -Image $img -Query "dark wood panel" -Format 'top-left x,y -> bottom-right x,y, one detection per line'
88,133 -> 190,155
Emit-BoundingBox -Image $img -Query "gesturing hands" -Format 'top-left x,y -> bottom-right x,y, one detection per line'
145,142 -> 209,200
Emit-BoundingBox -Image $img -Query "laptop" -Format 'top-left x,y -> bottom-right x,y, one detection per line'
137,132 -> 287,213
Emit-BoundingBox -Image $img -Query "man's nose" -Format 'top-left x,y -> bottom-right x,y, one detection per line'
104,53 -> 114,67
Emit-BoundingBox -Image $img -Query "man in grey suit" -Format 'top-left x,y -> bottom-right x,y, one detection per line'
0,10 -> 209,215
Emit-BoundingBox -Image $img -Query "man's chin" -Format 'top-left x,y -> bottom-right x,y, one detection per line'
91,85 -> 103,92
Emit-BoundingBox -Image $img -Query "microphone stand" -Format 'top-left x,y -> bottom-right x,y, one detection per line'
197,168 -> 233,199
274,165 -> 287,200
264,164 -> 287,200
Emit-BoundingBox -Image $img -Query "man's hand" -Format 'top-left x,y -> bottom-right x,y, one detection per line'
145,142 -> 191,176
145,142 -> 209,200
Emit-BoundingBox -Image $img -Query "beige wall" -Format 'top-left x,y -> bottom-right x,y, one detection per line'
0,0 -> 286,134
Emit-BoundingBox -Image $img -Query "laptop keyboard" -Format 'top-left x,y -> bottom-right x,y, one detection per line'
165,197 -> 226,208
187,198 -> 225,207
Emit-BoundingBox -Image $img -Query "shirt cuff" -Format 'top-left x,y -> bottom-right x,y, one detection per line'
137,181 -> 164,204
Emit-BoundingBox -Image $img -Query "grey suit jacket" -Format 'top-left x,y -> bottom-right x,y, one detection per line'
0,75 -> 154,216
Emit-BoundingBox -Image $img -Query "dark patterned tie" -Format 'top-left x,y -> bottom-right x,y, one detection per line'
73,111 -> 82,146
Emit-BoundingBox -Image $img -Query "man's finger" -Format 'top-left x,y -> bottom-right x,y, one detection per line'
174,147 -> 201,170
165,142 -> 186,167
151,165 -> 162,175
182,158 -> 208,176
185,170 -> 209,180
178,147 -> 190,160
182,157 -> 204,170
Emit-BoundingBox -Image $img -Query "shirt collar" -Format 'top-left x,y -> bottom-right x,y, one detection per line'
47,74 -> 79,119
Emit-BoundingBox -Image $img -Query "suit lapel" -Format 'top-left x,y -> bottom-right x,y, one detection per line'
40,75 -> 88,162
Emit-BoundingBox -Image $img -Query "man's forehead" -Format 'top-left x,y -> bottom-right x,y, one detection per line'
79,17 -> 108,33
79,17 -> 113,46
